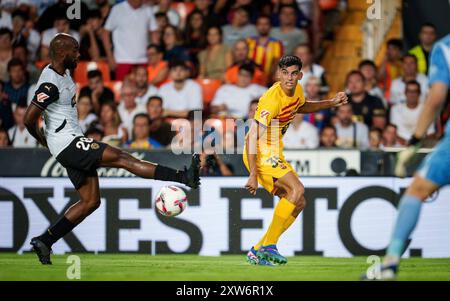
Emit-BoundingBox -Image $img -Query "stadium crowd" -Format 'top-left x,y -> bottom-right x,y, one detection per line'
0,0 -> 443,154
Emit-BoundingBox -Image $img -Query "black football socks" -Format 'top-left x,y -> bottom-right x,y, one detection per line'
38,216 -> 76,248
154,164 -> 185,183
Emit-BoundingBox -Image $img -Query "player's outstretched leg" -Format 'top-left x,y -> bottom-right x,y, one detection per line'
31,176 -> 101,264
361,175 -> 437,280
100,145 -> 201,189
256,172 -> 305,265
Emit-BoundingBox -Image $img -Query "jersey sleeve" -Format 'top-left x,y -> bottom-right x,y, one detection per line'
31,82 -> 59,110
254,93 -> 280,127
428,43 -> 450,87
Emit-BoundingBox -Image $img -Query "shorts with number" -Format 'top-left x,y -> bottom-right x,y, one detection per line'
243,151 -> 296,195
56,136 -> 107,189
417,134 -> 450,187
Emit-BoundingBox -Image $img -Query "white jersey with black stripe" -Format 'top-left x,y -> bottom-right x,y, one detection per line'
33,65 -> 83,156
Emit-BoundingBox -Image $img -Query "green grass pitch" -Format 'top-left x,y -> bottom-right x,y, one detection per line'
1,254 -> 449,281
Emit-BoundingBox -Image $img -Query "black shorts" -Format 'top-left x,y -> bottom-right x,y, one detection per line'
56,136 -> 107,190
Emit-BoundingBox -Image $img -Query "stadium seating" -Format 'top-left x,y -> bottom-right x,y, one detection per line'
74,61 -> 111,86
196,78 -> 222,108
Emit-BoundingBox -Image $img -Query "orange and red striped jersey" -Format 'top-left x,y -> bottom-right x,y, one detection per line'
247,37 -> 283,76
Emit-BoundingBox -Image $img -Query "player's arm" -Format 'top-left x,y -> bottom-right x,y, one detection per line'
24,103 -> 47,147
297,92 -> 348,113
24,82 -> 60,148
245,120 -> 267,195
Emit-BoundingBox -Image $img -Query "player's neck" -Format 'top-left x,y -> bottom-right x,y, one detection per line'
280,84 -> 295,97
50,62 -> 66,76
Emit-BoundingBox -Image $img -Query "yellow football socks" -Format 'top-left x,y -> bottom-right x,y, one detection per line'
262,198 -> 296,246
254,214 -> 298,250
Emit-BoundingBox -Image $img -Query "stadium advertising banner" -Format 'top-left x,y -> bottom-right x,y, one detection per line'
1,177 -> 449,258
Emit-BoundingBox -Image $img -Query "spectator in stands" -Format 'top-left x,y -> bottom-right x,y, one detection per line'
133,66 -> 158,106
117,83 -> 146,136
193,0 -> 220,28
346,70 -> 384,127
380,123 -> 401,148
283,114 -> 319,149
378,38 -> 403,100
161,24 -> 191,62
77,94 -> 98,133
103,0 -> 157,80
409,22 -> 437,75
150,0 -> 180,27
95,0 -> 112,25
12,44 -> 40,84
371,109 -> 387,131
40,14 -> 80,60
146,95 -> 175,147
198,26 -> 232,80
211,63 -> 266,119
7,104 -> 36,147
221,6 -> 257,47
0,126 -> 10,147
80,69 -> 115,114
184,9 -> 207,70
124,113 -> 162,149
0,80 -> 14,131
358,59 -> 385,106
225,39 -> 266,85
146,44 -> 169,87
319,124 -> 338,148
79,9 -> 107,61
4,58 -> 29,108
390,54 -> 428,105
0,27 -> 13,82
247,15 -> 283,79
294,43 -> 327,92
99,102 -> 128,147
390,80 -> 434,144
158,60 -> 202,118
368,127 -> 382,150
302,75 -> 331,130
334,103 -> 369,149
35,0 -> 89,32
0,7 -> 12,30
10,10 -> 40,61
151,12 -> 170,45
85,124 -> 104,142
270,4 -> 308,55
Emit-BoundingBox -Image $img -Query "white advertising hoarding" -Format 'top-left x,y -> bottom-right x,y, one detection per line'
0,177 -> 449,258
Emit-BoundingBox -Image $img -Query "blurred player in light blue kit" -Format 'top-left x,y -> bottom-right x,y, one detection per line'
366,34 -> 450,280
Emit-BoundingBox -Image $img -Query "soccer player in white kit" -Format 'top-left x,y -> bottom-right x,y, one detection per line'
24,34 -> 200,264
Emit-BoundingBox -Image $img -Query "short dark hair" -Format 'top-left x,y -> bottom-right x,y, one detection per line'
88,9 -> 102,19
0,27 -> 12,40
387,38 -> 403,50
321,124 -> 337,135
155,11 -> 168,19
278,55 -> 302,70
385,123 -> 397,130
250,99 -> 259,106
133,113 -> 150,124
405,79 -> 421,93
7,58 -> 24,72
238,62 -> 255,76
358,59 -> 377,70
54,13 -> 69,22
147,43 -> 163,53
256,14 -> 271,23
169,59 -> 188,70
402,53 -> 417,63
346,70 -> 365,83
87,69 -> 103,80
12,10 -> 29,21
147,95 -> 163,106
420,22 -> 436,31
279,4 -> 298,15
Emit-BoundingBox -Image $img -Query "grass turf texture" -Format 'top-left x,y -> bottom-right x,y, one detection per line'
0,254 -> 449,281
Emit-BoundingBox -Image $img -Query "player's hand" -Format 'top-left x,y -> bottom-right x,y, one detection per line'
245,174 -> 258,195
330,92 -> 348,107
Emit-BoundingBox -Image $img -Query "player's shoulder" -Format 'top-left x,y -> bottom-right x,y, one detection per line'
38,66 -> 62,86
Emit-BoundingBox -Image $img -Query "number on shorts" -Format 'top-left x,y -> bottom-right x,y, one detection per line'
75,137 -> 94,151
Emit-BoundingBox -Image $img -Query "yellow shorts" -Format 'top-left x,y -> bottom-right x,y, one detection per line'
243,150 -> 296,195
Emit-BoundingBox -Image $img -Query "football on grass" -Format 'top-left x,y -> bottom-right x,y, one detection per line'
155,186 -> 188,217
